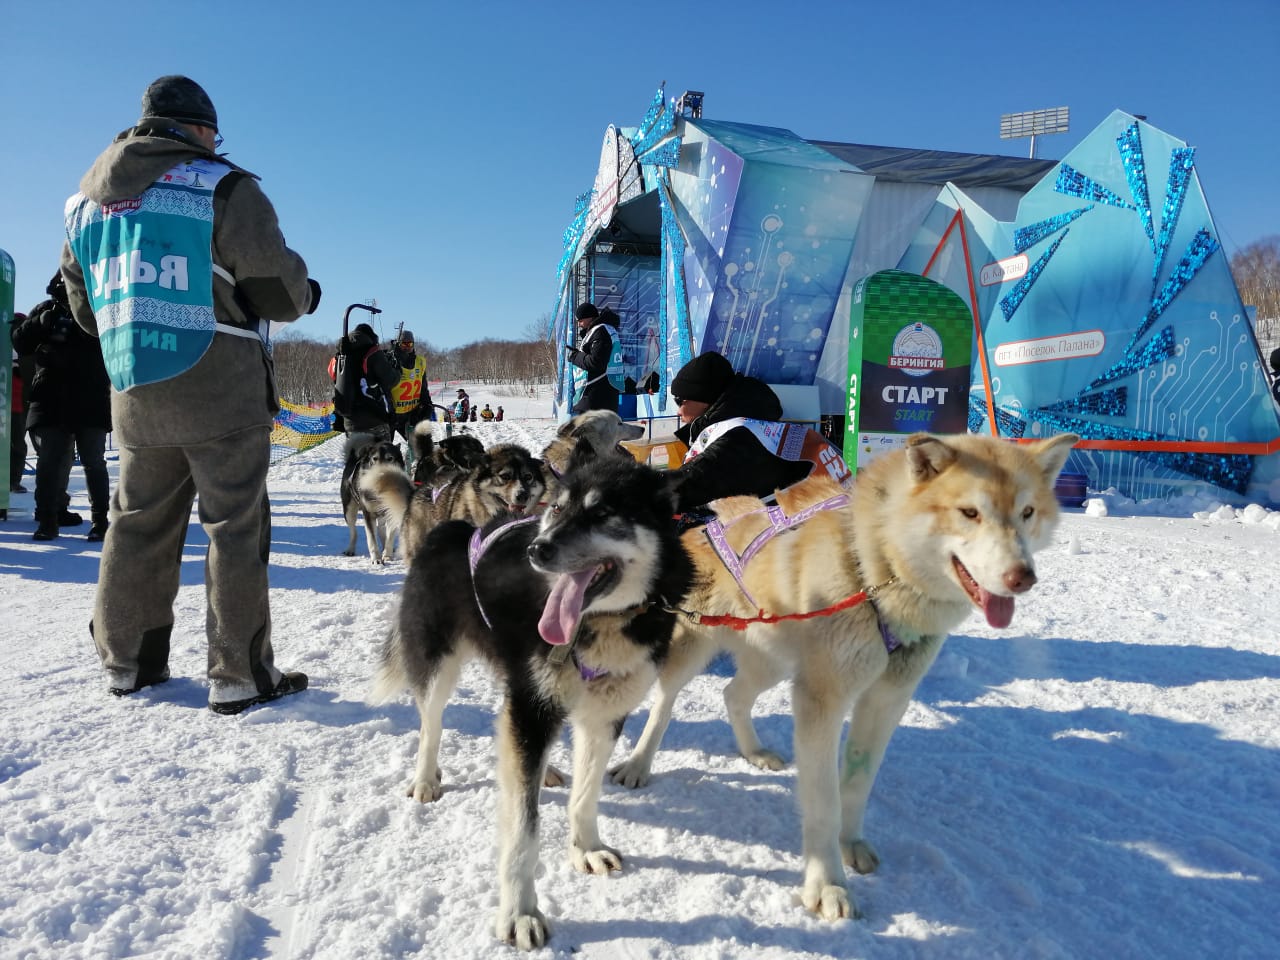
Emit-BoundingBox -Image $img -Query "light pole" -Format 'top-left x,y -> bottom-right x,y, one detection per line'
999,107 -> 1070,159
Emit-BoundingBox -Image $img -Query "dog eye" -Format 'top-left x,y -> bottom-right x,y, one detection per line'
1022,505 -> 1035,520
960,507 -> 979,520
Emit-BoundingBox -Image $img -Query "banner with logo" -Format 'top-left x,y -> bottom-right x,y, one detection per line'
844,269 -> 973,471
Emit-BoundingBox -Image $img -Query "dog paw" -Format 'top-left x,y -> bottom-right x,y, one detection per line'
842,838 -> 880,875
608,759 -> 652,789
571,844 -> 623,875
406,779 -> 443,803
802,882 -> 857,921
744,748 -> 787,771
543,764 -> 567,788
495,909 -> 549,950
342,549 -> 355,557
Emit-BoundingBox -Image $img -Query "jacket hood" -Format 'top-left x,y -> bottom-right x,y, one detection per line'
78,124 -> 254,204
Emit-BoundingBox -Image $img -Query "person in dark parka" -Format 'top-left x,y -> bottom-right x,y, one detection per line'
11,272 -> 112,541
565,303 -> 620,413
668,351 -> 811,513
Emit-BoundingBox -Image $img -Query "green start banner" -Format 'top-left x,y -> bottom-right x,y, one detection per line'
844,269 -> 974,472
1,248 -> 14,517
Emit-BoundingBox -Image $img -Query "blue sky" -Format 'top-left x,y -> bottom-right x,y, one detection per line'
3,0 -> 1276,350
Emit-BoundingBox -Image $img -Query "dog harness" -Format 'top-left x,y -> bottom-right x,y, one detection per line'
468,514 -> 540,629
703,493 -> 850,609
687,493 -> 903,653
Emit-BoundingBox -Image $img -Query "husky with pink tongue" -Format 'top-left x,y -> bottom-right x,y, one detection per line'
605,430 -> 1079,924
372,440 -> 693,951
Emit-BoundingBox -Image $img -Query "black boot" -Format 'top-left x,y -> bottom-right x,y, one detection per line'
87,517 -> 109,542
33,518 -> 59,541
209,672 -> 309,715
58,509 -> 84,527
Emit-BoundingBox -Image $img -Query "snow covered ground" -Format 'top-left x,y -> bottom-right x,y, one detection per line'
2,382 -> 1278,960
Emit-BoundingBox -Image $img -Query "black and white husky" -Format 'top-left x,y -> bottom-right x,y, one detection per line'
372,442 -> 692,949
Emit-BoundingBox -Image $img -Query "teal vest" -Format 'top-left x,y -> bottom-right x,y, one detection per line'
571,323 -> 625,404
65,158 -> 235,392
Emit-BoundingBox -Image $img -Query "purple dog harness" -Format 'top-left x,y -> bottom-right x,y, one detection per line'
468,514 -> 540,629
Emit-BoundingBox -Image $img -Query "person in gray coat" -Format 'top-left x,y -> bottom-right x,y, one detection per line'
60,75 -> 320,714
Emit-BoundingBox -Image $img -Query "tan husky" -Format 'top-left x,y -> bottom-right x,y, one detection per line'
610,431 -> 1078,920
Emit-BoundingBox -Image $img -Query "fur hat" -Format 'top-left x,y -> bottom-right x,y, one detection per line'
575,303 -> 599,321
671,351 -> 734,404
351,322 -> 377,344
140,75 -> 218,131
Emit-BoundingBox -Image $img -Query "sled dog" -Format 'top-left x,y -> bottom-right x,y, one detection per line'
539,409 -> 646,489
362,438 -> 546,562
609,431 -> 1077,920
409,422 -> 486,489
372,443 -> 693,949
341,435 -> 407,563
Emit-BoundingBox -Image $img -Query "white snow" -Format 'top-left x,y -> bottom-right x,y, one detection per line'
2,382 -> 1277,959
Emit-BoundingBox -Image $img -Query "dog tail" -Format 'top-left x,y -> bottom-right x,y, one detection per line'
410,420 -> 436,465
359,462 -> 413,537
368,624 -> 408,703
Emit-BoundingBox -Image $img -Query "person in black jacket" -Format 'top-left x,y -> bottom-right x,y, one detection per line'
1270,347 -> 1280,407
668,351 -> 811,513
565,303 -> 620,413
11,271 -> 112,541
334,322 -> 399,440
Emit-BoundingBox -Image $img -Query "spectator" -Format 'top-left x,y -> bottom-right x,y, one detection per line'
469,405 -> 477,422
564,303 -> 620,413
495,405 -> 504,422
60,74 -> 319,713
11,273 -> 112,541
387,329 -> 435,446
1271,347 -> 1280,406
668,351 -> 813,513
9,330 -> 33,493
480,403 -> 494,422
452,388 -> 470,424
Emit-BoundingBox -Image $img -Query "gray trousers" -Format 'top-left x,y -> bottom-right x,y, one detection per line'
93,425 -> 282,703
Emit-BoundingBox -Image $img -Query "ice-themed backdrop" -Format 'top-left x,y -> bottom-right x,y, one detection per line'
550,92 -> 1279,505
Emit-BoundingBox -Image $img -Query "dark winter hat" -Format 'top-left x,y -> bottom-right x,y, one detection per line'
671,351 -> 734,404
575,303 -> 599,321
398,329 -> 415,344
139,75 -> 218,131
352,322 -> 376,342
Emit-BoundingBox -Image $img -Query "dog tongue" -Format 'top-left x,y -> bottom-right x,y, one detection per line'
982,589 -> 1015,629
539,569 -> 595,646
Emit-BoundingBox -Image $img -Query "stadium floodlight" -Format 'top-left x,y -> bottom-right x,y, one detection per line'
1000,107 -> 1070,158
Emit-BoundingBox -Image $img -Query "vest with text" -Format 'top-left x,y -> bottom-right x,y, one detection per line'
65,157 -> 234,392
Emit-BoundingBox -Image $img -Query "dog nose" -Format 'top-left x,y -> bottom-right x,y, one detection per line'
527,540 -> 553,566
1003,565 -> 1037,593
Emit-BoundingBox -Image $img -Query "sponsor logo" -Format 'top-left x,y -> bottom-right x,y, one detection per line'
102,198 -> 143,218
888,321 -> 945,378
980,253 -> 1030,286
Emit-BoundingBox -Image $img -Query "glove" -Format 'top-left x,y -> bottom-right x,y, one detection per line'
305,278 -> 322,315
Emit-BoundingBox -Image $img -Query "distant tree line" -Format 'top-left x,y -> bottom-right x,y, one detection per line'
271,312 -> 558,406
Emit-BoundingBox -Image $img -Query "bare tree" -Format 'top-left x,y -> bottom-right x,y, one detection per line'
1231,236 -> 1280,358
272,333 -> 337,405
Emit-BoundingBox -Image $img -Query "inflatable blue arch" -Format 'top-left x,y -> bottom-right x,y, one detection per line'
551,90 -> 1280,506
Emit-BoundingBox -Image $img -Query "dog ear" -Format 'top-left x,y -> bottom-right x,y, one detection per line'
1031,432 -> 1079,480
904,433 -> 957,483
